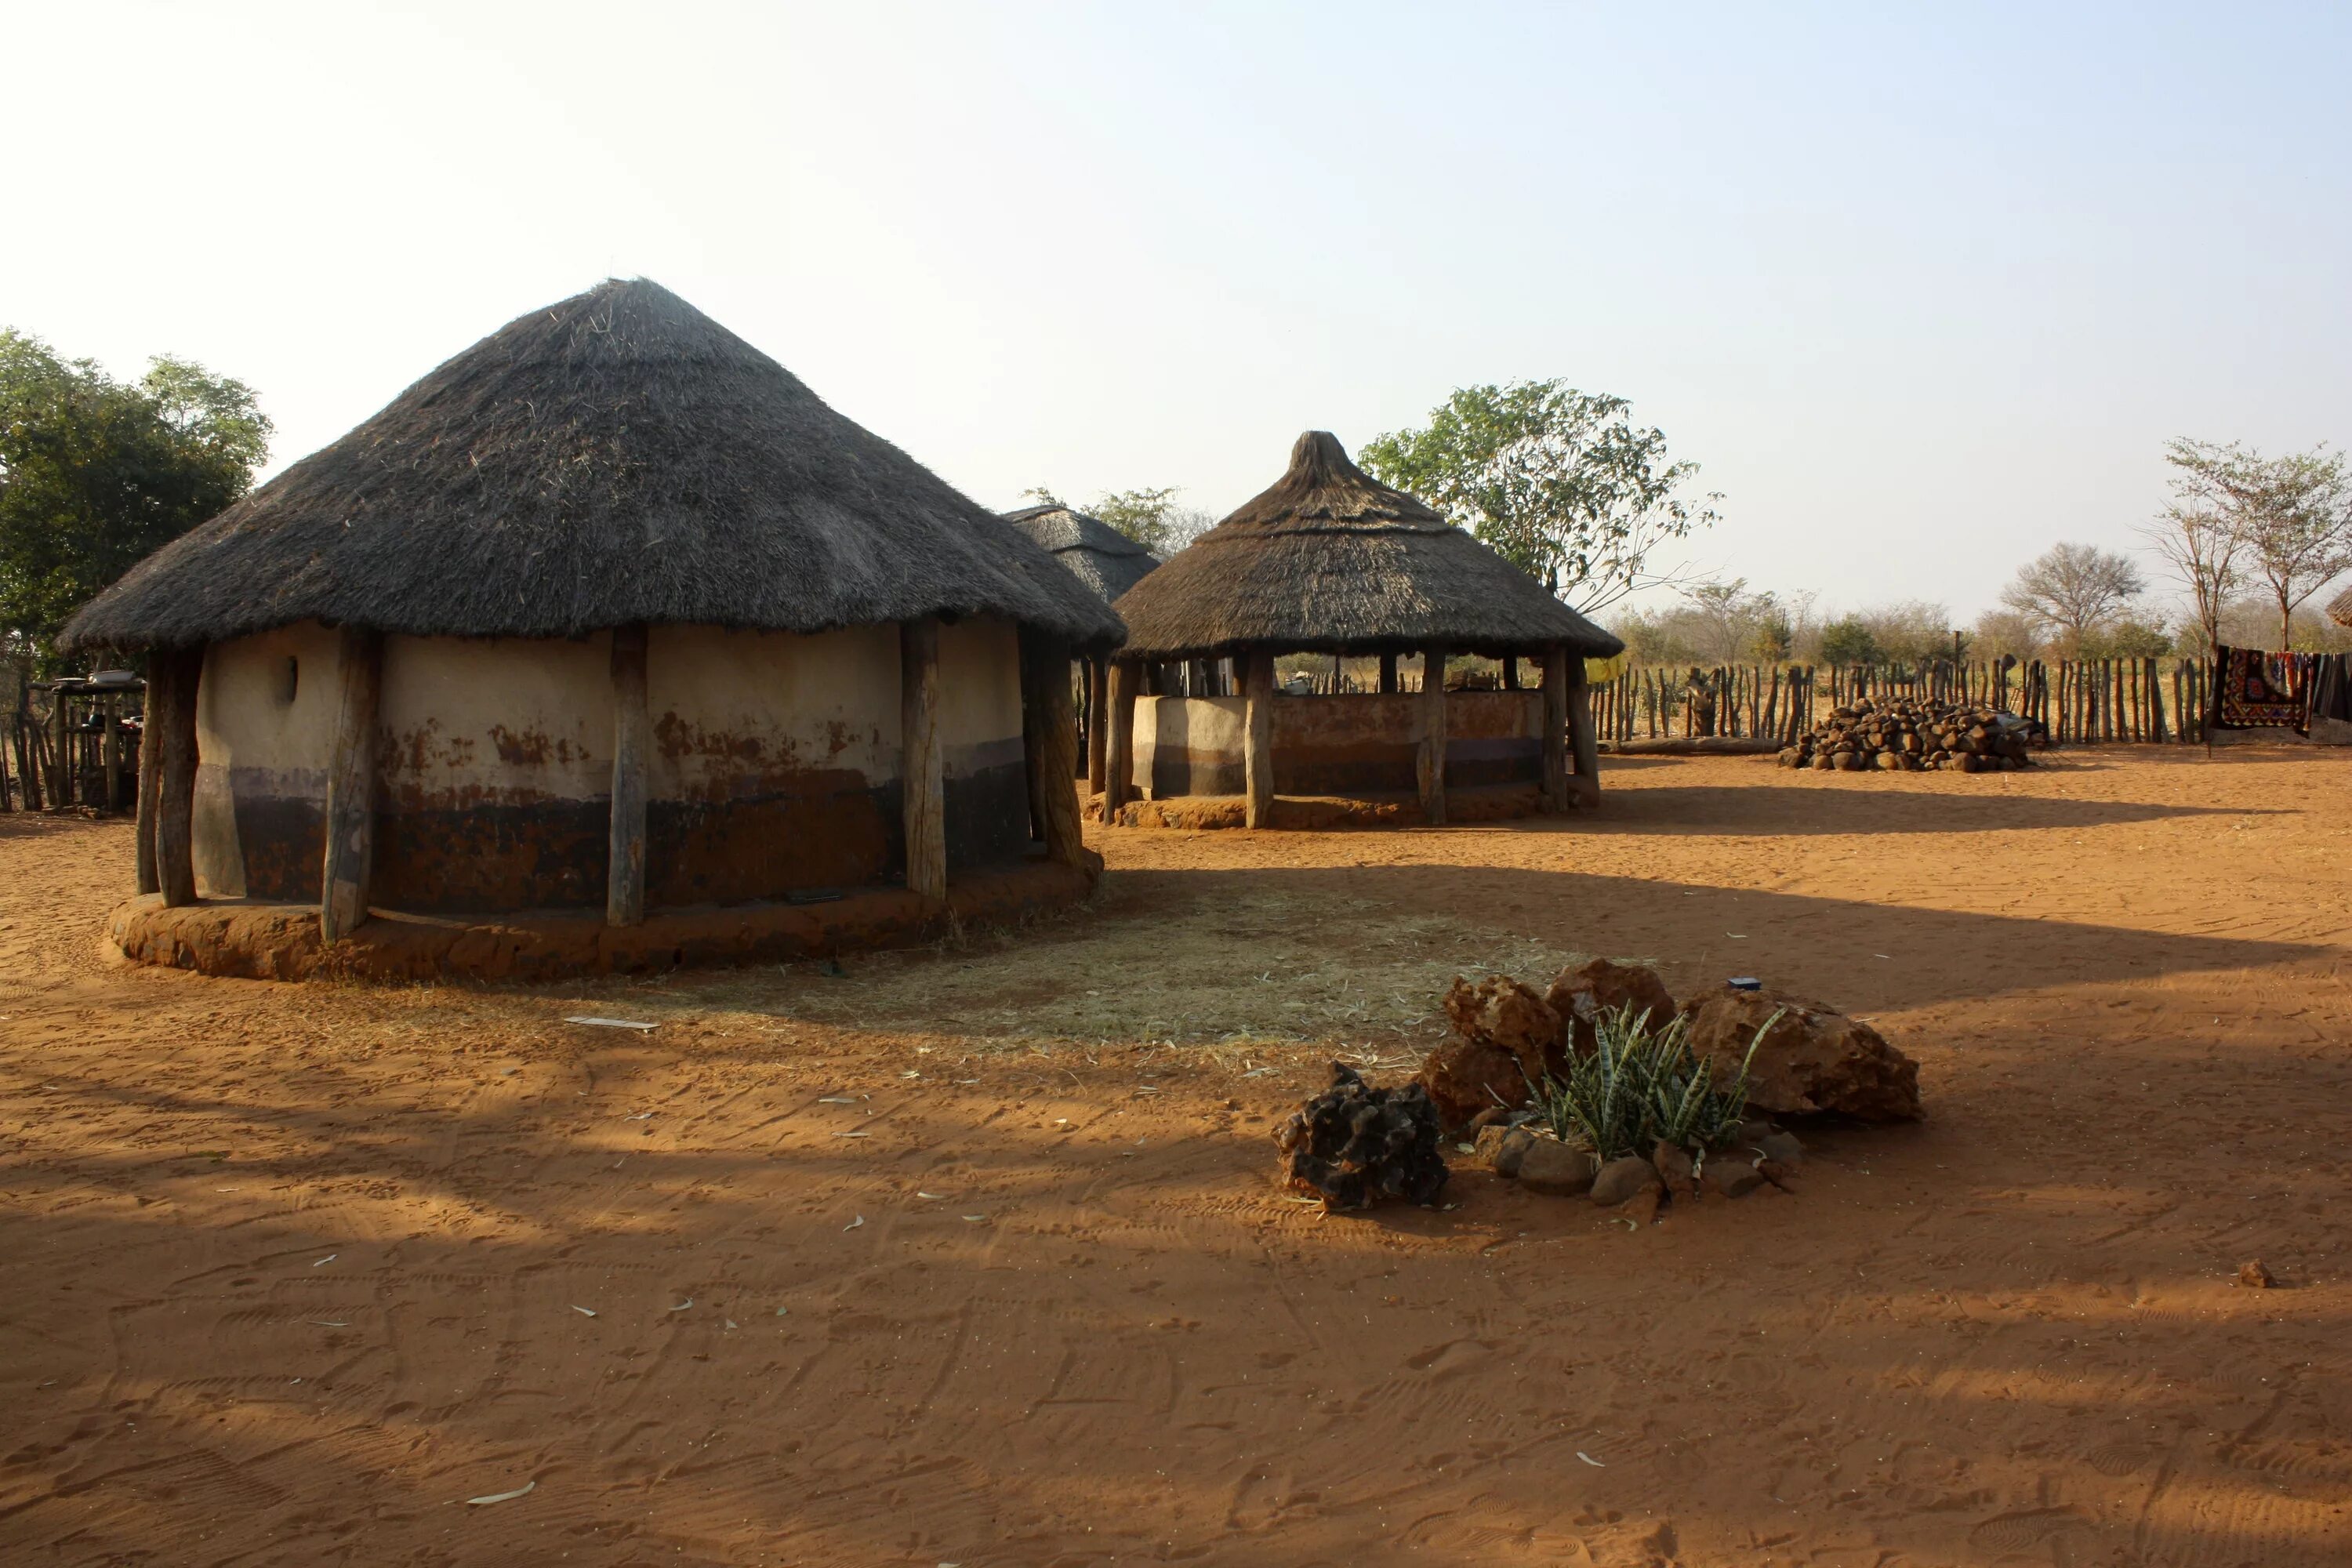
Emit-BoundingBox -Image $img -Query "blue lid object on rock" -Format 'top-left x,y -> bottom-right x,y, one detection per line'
1727,977 -> 1762,991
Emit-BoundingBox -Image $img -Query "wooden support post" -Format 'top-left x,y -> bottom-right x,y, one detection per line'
1104,658 -> 1137,814
320,626 -> 383,942
1502,654 -> 1519,690
1566,655 -> 1601,807
1243,651 -> 1275,828
1020,627 -> 1086,866
1085,655 -> 1109,793
1541,646 -> 1570,812
102,694 -> 122,813
606,624 -> 650,927
53,685 -> 71,809
899,618 -> 946,902
133,677 -> 159,891
1417,646 -> 1449,825
1377,652 -> 1398,694
151,647 -> 201,907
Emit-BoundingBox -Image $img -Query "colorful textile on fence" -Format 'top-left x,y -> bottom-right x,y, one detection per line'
2212,646 -> 2308,731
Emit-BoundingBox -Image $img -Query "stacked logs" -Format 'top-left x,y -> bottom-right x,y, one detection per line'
1779,697 -> 2035,774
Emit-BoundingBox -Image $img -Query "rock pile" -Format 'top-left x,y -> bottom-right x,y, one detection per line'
1409,958 -> 1922,1217
1778,697 -> 2036,773
1275,1063 -> 1450,1211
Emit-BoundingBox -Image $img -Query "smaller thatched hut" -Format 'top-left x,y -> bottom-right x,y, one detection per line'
1105,431 -> 1624,827
2330,584 -> 2352,631
1005,504 -> 1160,790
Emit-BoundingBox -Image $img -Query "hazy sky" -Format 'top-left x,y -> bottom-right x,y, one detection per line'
8,2 -> 2348,622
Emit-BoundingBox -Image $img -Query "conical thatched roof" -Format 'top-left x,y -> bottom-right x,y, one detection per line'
1004,503 -> 1160,603
61,280 -> 1126,654
1109,431 -> 1624,661
2329,583 -> 2352,630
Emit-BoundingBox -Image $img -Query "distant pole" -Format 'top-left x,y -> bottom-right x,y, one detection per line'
1085,654 -> 1109,793
151,648 -> 202,907
1566,655 -> 1600,808
900,618 -> 946,902
320,626 -> 383,942
1243,651 -> 1276,828
1418,646 -> 1449,825
605,624 -> 651,926
1105,659 -> 1138,814
1541,646 -> 1570,812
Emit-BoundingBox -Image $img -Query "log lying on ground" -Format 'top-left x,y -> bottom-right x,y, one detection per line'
1600,735 -> 1784,756
1781,696 -> 2037,774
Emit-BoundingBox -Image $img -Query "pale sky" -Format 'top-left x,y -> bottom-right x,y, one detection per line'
7,2 -> 2348,622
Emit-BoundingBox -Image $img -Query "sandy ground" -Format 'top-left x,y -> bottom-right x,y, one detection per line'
3,749 -> 2350,1568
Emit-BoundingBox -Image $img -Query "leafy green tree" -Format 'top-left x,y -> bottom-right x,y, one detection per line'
0,330 -> 270,669
1817,615 -> 1879,667
1359,381 -> 1720,612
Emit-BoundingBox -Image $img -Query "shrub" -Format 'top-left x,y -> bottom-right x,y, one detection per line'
1529,1002 -> 1772,1160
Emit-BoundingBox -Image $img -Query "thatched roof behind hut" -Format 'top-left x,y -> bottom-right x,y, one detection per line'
62,280 -> 1126,654
1004,504 -> 1160,603
2329,583 -> 2352,630
1109,431 -> 1623,661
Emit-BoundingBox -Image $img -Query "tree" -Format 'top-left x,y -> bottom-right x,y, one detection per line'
1359,380 -> 1720,613
2156,439 -> 2352,651
0,330 -> 271,669
1817,615 -> 1879,667
1675,578 -> 1791,664
1998,542 -> 2144,655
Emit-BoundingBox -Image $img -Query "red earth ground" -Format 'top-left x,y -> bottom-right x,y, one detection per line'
2,748 -> 2349,1566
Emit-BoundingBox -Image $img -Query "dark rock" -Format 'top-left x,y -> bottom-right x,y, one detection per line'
1679,985 -> 1922,1121
1651,1139 -> 1697,1196
1756,1131 -> 1805,1166
1517,1139 -> 1598,1196
1273,1063 -> 1450,1211
2238,1259 -> 2275,1289
1474,1123 -> 1535,1177
1590,1155 -> 1661,1207
1699,1151 -> 1765,1198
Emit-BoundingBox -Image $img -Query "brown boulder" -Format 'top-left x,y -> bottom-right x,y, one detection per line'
1590,1155 -> 1661,1207
1679,985 -> 1922,1121
1518,1140 -> 1599,1196
1544,958 -> 1677,1064
1415,975 -> 1560,1131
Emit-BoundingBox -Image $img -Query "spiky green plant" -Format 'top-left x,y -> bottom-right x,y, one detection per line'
1529,1002 -> 1776,1160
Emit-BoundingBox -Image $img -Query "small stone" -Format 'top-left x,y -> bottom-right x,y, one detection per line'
1651,1140 -> 1696,1196
1699,1152 -> 1765,1198
1465,1105 -> 1512,1134
2238,1259 -> 2275,1289
1618,1187 -> 1661,1226
1589,1155 -> 1661,1207
1474,1123 -> 1536,1177
1517,1139 -> 1597,1196
1756,1131 -> 1805,1166
1733,1117 -> 1778,1146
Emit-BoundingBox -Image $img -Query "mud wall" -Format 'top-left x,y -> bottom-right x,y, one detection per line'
194,618 -> 1033,914
1131,691 -> 1544,798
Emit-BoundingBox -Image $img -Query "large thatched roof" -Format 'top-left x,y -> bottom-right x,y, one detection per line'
62,280 -> 1126,654
1004,504 -> 1160,603
2329,583 -> 2352,630
1109,431 -> 1624,661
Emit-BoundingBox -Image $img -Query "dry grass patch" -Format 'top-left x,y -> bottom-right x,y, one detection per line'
667,892 -> 1593,1052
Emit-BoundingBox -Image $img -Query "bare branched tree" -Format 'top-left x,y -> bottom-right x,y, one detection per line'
2160,439 -> 2352,649
1998,542 -> 2145,655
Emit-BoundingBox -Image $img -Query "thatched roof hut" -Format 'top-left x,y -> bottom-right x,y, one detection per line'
1099,431 -> 1620,829
67,280 -> 1120,653
1112,431 -> 1621,662
1004,504 -> 1160,604
2328,583 -> 2352,630
63,279 -> 1113,978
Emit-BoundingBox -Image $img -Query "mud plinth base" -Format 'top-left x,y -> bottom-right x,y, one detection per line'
107,855 -> 1102,982
1087,783 -> 1550,830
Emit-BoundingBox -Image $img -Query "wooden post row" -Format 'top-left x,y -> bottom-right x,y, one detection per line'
1417,646 -> 1448,825
899,619 -> 946,902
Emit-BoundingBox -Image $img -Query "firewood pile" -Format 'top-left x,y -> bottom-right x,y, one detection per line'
1780,697 -> 2037,773
1274,1063 -> 1450,1211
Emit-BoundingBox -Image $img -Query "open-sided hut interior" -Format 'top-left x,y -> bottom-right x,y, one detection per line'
1004,503 -> 1160,793
1103,431 -> 1624,827
61,279 -> 1125,978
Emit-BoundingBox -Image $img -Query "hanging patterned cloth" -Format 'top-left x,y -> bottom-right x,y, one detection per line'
2212,645 -> 2310,731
